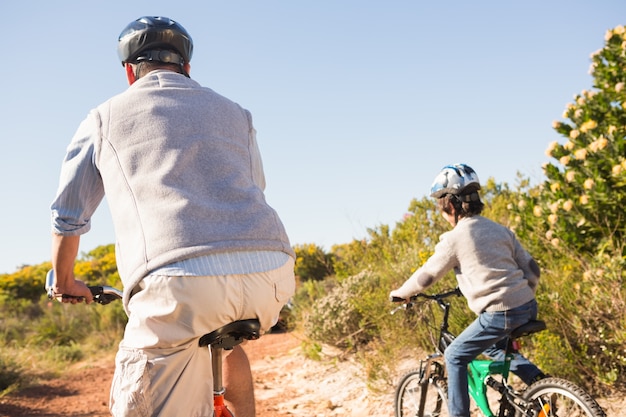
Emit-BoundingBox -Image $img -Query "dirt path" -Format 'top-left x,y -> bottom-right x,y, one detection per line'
0,331 -> 621,416
0,331 -> 391,417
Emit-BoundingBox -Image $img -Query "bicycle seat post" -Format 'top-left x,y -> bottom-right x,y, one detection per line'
198,319 -> 262,415
212,345 -> 226,395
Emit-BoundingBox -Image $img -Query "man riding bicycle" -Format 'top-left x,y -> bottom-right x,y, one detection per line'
50,16 -> 295,417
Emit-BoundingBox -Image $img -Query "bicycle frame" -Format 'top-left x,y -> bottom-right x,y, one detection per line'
409,288 -> 518,417
468,358 -> 512,415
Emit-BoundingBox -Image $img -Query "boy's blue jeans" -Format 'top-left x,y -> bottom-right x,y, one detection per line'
444,299 -> 538,417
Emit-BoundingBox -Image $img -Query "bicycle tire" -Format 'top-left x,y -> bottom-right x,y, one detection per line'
518,377 -> 606,417
394,369 -> 449,417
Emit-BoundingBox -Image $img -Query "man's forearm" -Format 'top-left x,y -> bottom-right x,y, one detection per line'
51,234 -> 80,293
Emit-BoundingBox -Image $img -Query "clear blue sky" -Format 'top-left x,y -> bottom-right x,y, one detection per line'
1,1 -> 624,274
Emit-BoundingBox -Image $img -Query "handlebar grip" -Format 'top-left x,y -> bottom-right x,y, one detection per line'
391,296 -> 406,303
45,270 -> 85,301
45,270 -> 122,305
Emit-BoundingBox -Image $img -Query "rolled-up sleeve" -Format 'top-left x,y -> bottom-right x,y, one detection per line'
51,111 -> 105,236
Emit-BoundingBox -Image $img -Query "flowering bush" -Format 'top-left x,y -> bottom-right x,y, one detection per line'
540,25 -> 626,259
510,24 -> 626,389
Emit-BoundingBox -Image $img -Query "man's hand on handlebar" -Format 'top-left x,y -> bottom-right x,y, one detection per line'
46,270 -> 123,305
46,270 -> 93,304
55,279 -> 94,304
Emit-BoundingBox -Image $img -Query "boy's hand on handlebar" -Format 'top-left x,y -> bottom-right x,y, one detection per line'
389,289 -> 411,303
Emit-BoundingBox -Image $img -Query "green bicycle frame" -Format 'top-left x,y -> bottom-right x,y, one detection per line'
467,355 -> 512,417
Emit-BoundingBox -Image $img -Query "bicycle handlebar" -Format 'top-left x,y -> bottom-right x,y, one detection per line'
410,287 -> 462,302
45,270 -> 123,305
391,287 -> 462,314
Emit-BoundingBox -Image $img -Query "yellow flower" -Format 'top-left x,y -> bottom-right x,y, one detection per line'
615,25 -> 625,35
574,148 -> 588,160
588,63 -> 596,75
563,140 -> 575,150
565,171 -> 576,182
622,160 -> 626,169
563,200 -> 574,211
617,82 -> 625,92
545,230 -> 554,240
574,108 -> 583,119
580,195 -> 589,204
597,137 -> 608,150
605,29 -> 614,41
613,164 -> 623,176
545,141 -> 558,157
583,270 -> 592,281
580,120 -> 597,133
562,104 -> 574,118
517,200 -> 527,209
549,202 -> 560,213
533,206 -> 543,217
548,214 -> 558,224
569,129 -> 580,139
550,183 -> 561,192
608,125 -> 617,135
552,120 -> 561,129
560,156 -> 571,166
584,179 -> 595,189
550,238 -> 560,248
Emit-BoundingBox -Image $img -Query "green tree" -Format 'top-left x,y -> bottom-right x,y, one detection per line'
541,25 -> 626,261
294,243 -> 334,281
510,24 -> 626,388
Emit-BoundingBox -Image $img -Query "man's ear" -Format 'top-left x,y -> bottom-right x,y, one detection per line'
125,63 -> 137,85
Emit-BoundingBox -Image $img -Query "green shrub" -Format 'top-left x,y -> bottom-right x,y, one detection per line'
45,342 -> 84,363
0,356 -> 23,394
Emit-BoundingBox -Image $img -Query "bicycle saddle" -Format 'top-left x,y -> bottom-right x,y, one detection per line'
198,319 -> 261,350
510,320 -> 546,339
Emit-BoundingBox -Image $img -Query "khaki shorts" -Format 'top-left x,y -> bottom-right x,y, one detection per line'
109,257 -> 295,417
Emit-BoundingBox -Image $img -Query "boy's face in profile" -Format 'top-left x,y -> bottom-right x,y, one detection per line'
437,196 -> 457,227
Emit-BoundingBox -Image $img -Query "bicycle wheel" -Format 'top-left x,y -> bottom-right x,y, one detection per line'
519,377 -> 606,417
394,369 -> 449,417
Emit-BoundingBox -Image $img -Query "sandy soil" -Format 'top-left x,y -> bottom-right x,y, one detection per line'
0,330 -> 621,416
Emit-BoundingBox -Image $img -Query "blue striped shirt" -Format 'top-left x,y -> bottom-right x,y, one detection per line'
150,251 -> 290,276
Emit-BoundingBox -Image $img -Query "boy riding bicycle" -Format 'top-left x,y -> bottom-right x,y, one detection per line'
390,163 -> 545,417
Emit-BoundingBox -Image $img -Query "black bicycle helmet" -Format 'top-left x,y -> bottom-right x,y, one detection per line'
117,16 -> 193,66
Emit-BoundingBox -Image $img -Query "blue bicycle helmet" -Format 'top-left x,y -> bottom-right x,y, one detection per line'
430,163 -> 481,199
